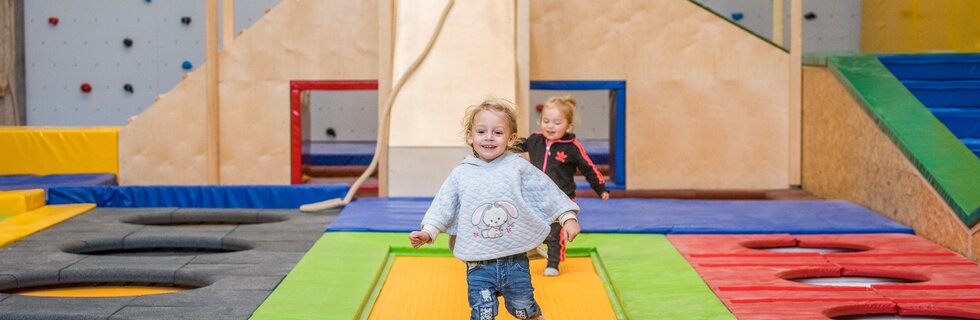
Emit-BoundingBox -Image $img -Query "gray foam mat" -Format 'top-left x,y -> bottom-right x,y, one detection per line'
0,207 -> 339,319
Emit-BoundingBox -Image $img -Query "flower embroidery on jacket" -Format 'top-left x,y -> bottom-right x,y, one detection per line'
555,151 -> 568,163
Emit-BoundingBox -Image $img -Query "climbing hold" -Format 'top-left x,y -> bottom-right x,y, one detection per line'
123,84 -> 134,93
181,16 -> 192,25
181,60 -> 193,70
123,38 -> 133,48
731,12 -> 744,21
535,103 -> 543,113
80,83 -> 92,93
804,12 -> 817,20
48,16 -> 59,26
326,128 -> 337,138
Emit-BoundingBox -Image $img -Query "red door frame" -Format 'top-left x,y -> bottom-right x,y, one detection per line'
290,80 -> 379,184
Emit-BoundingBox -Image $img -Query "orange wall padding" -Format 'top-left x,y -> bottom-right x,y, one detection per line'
862,0 -> 980,53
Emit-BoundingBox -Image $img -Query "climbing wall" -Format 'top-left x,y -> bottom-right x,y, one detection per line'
23,0 -> 283,126
119,0 -> 378,185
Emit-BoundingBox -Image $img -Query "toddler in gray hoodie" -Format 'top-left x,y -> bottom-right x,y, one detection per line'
410,97 -> 580,320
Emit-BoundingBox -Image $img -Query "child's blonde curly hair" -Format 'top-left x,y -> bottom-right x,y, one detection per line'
461,97 -> 521,154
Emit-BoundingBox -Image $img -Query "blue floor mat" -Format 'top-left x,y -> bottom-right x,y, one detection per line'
48,185 -> 349,209
326,197 -> 913,234
0,173 -> 117,191
302,141 -> 375,166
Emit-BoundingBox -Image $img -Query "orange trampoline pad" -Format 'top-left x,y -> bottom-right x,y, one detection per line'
369,256 -> 616,319
13,286 -> 186,297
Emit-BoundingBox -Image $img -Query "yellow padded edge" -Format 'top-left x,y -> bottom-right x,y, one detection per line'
0,203 -> 95,247
0,189 -> 46,216
0,127 -> 119,176
369,256 -> 616,320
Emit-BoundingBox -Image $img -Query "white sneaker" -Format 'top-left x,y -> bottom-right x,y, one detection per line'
543,267 -> 559,277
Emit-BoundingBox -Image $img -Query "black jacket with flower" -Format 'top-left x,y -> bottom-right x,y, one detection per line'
516,132 -> 607,199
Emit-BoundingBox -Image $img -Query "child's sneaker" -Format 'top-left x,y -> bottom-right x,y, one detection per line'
543,267 -> 559,277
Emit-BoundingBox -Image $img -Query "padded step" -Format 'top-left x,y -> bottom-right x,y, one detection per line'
880,54 -> 980,80
930,108 -> 980,139
963,138 -> 980,158
902,79 -> 980,109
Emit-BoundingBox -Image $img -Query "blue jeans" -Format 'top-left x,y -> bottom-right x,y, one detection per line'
465,253 -> 542,320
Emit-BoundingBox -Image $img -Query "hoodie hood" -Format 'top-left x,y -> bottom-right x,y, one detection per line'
462,152 -> 518,167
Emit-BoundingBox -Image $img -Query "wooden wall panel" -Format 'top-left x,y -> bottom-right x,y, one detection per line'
119,71 -> 209,185
531,0 -> 791,189
388,0 -> 516,148
802,66 -> 974,260
385,0 -> 517,196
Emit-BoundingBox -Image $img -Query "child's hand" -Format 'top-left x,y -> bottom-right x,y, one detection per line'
601,191 -> 610,201
409,231 -> 431,248
562,219 -> 581,242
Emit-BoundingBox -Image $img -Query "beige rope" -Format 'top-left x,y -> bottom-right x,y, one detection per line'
301,0 -> 456,212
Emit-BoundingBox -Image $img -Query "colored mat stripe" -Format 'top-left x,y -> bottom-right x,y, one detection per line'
367,256 -> 616,319
830,55 -> 980,226
0,204 -> 95,247
731,298 -> 891,304
252,232 -> 734,320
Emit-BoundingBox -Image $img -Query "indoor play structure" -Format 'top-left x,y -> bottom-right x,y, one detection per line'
1,0 -> 979,319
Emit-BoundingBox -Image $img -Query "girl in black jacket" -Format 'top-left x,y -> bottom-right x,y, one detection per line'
517,95 -> 609,277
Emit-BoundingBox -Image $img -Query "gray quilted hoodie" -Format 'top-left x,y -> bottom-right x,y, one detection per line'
420,152 -> 580,262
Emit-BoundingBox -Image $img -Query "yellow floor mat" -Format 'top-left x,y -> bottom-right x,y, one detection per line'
369,256 -> 616,319
0,204 -> 95,247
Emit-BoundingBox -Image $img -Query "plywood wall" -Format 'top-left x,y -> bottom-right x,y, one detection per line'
531,0 -> 791,189
802,66 -> 976,260
385,0 -> 518,196
119,0 -> 378,185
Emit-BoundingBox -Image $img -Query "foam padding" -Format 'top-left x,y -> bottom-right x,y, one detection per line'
0,173 -> 117,191
253,232 -> 734,320
901,80 -> 980,109
727,299 -> 897,320
0,127 -> 119,176
368,256 -> 616,319
0,204 -> 95,247
46,185 -> 348,209
831,55 -> 980,226
0,189 -> 45,217
302,141 -> 376,166
670,233 -> 980,319
327,198 -> 913,234
879,54 -> 980,81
